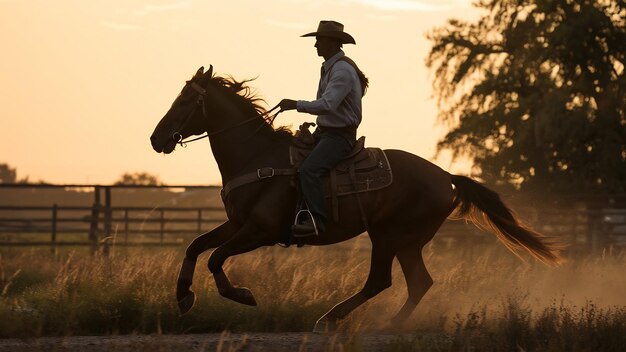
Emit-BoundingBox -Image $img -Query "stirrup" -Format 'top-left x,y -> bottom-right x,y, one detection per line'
293,209 -> 319,237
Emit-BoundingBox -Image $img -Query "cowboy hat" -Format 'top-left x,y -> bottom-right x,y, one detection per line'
301,20 -> 356,45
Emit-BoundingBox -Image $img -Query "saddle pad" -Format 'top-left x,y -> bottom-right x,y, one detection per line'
322,148 -> 392,198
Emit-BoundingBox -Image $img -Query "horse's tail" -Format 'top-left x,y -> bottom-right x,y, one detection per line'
450,174 -> 564,266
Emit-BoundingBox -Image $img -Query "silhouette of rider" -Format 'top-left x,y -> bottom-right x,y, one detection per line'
280,20 -> 368,236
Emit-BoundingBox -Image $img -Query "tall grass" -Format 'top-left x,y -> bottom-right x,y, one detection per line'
1,237 -> 625,350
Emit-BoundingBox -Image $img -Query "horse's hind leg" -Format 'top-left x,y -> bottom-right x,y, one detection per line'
313,241 -> 396,333
390,244 -> 432,326
177,221 -> 237,314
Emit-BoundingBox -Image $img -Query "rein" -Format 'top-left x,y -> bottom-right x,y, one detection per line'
173,81 -> 282,147
170,77 -> 297,205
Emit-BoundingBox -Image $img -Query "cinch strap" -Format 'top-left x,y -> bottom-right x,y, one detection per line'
221,167 -> 297,200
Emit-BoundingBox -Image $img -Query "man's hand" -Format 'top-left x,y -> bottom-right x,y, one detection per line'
279,99 -> 297,111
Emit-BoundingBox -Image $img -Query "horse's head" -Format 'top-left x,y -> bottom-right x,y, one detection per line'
150,65 -> 214,154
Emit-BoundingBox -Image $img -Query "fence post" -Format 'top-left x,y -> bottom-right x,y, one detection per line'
51,204 -> 58,255
197,209 -> 202,233
103,187 -> 112,256
124,209 -> 129,244
160,209 -> 165,244
89,186 -> 101,254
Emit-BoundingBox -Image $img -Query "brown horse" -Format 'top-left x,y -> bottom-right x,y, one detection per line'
150,66 -> 562,332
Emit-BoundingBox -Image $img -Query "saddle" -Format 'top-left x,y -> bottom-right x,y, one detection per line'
290,123 -> 393,222
219,123 -> 393,226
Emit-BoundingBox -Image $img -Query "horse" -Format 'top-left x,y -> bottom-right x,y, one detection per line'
150,65 -> 562,332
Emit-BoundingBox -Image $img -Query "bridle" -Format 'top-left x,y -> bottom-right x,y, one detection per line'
172,80 -> 282,147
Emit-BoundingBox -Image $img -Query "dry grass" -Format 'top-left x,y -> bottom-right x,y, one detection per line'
1,237 -> 625,350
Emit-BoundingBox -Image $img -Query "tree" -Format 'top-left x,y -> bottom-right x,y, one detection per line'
427,0 -> 626,193
0,163 -> 17,184
0,163 -> 42,184
114,172 -> 162,186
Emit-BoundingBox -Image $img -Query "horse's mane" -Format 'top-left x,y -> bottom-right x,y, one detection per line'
210,75 -> 293,139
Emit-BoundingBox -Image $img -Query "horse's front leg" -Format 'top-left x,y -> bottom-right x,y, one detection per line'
208,221 -> 273,306
177,221 -> 237,314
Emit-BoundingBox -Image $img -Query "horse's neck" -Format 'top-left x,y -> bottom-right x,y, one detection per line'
211,132 -> 280,183
207,105 -> 278,183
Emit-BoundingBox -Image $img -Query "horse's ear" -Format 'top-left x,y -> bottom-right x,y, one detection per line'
195,66 -> 204,77
206,65 -> 213,77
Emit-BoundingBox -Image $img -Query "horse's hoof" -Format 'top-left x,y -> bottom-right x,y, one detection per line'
313,318 -> 337,334
178,291 -> 196,315
231,287 -> 257,306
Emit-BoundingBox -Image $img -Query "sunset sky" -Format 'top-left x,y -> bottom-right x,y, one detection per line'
0,0 -> 479,185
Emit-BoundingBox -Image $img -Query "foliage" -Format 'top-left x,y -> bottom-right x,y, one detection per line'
1,242 -> 626,346
383,300 -> 626,352
0,163 -> 17,184
427,0 -> 626,193
0,163 -> 37,184
114,172 -> 163,186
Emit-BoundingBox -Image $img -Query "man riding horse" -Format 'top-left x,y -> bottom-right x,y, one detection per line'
280,20 -> 369,237
150,18 -> 561,332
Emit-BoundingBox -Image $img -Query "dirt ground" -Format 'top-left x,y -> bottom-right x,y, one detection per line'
0,333 -> 431,352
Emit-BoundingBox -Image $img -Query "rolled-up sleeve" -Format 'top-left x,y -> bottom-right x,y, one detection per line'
297,68 -> 353,115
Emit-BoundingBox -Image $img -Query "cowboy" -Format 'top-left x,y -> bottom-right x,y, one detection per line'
280,20 -> 368,236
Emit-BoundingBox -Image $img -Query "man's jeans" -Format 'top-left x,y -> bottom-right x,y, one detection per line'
299,132 -> 354,229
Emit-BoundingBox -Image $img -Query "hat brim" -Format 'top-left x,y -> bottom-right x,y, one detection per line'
301,31 -> 356,45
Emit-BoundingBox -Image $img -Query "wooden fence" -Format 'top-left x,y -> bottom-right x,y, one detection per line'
1,184 -> 625,255
0,183 -> 225,252
0,205 -> 224,247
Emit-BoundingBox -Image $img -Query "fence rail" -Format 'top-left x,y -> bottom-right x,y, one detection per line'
1,184 -> 625,255
0,204 -> 226,248
0,183 -> 224,251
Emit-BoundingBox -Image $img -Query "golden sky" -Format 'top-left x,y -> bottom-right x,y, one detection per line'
0,0 -> 478,185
